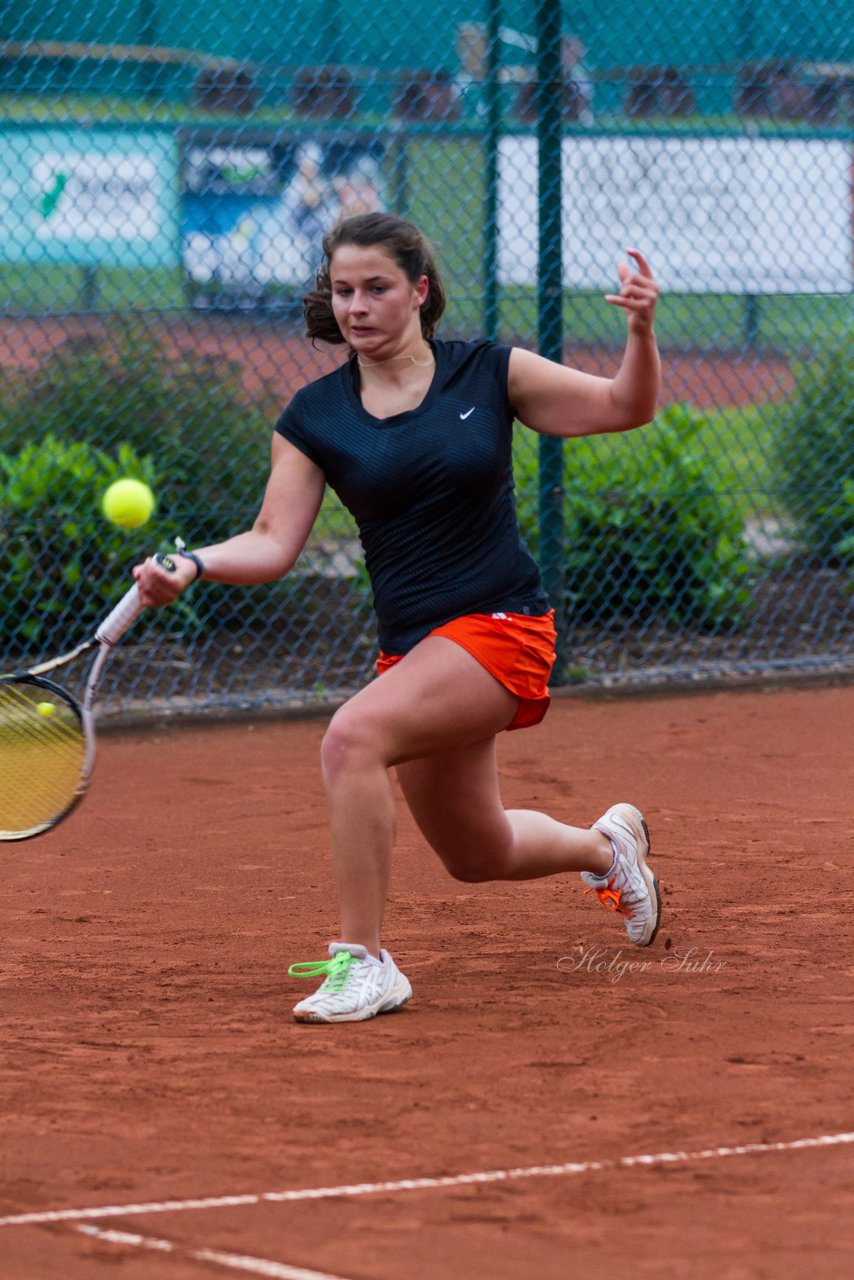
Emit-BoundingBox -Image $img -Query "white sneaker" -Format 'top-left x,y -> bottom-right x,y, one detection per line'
580,803 -> 662,947
289,943 -> 412,1023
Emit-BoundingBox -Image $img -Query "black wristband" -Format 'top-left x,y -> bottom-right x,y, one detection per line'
175,549 -> 206,581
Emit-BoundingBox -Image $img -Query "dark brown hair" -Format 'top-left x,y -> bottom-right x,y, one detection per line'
303,212 -> 446,345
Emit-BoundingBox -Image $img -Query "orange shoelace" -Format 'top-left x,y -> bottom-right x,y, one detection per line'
584,879 -> 634,919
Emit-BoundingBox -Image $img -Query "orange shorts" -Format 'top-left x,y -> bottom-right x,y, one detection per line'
376,610 -> 557,732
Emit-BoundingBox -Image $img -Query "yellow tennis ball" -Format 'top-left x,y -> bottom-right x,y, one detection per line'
101,478 -> 155,530
36,701 -> 55,717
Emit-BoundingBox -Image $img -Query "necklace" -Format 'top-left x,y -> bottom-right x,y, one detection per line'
356,351 -> 434,368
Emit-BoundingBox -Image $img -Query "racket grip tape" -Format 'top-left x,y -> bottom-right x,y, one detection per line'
94,554 -> 177,646
95,584 -> 146,645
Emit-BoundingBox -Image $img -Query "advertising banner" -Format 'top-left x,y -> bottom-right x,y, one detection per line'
0,127 -> 180,269
499,136 -> 854,294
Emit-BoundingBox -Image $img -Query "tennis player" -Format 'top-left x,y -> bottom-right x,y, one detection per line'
134,212 -> 663,1024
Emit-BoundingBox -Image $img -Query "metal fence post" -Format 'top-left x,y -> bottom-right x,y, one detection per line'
483,0 -> 501,341
536,0 -> 566,680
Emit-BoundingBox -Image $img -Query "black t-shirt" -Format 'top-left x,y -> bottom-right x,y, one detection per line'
275,338 -> 549,653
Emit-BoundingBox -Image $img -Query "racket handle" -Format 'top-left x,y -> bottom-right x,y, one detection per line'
95,584 -> 145,646
94,551 -> 179,645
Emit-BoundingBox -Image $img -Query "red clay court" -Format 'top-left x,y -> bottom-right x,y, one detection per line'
0,314 -> 796,409
1,682 -> 852,1279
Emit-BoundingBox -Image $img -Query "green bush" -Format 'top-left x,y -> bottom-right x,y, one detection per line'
517,404 -> 752,630
0,320 -> 273,546
774,341 -> 854,560
834,480 -> 854,568
0,323 -> 363,646
0,436 -> 173,649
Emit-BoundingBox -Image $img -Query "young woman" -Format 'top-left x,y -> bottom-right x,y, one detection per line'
134,212 -> 663,1024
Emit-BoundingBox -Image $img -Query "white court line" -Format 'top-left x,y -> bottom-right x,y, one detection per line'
76,1224 -> 352,1280
2,1131 -> 852,1230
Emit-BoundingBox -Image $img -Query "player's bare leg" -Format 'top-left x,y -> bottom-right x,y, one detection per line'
318,637 -> 617,935
291,637 -> 526,1021
288,636 -> 655,1022
400,749 -> 660,945
396,737 -> 613,883
317,637 -> 526,954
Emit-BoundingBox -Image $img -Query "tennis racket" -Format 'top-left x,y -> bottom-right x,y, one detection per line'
0,553 -> 176,841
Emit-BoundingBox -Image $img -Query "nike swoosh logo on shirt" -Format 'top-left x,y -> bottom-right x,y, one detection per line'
460,407 -> 475,419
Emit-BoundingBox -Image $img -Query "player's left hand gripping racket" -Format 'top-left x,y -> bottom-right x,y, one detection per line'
0,555 -> 175,841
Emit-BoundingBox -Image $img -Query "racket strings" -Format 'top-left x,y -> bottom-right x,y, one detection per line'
0,681 -> 86,836
0,682 -> 81,744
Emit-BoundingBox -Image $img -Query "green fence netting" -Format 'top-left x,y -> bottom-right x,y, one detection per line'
1,0 -> 852,717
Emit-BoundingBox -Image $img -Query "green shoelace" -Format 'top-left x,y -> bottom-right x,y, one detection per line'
288,951 -> 357,990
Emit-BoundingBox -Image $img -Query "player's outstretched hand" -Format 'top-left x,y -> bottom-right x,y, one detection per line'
605,249 -> 659,334
133,555 -> 196,608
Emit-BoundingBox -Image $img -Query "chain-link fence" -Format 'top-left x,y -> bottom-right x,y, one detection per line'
1,1 -> 853,717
